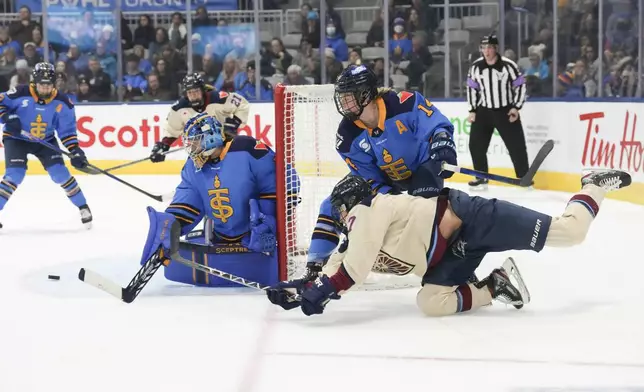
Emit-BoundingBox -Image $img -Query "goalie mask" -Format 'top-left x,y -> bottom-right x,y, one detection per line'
333,64 -> 378,121
183,113 -> 225,170
330,174 -> 372,228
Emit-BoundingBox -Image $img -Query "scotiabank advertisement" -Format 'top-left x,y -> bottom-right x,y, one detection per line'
0,100 -> 642,203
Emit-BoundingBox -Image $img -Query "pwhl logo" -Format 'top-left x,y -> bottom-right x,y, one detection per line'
580,111 -> 643,173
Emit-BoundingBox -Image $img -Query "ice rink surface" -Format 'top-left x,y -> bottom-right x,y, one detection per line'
1,175 -> 643,392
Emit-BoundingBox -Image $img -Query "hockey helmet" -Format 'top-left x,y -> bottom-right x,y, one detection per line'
333,64 -> 378,121
182,112 -> 225,170
480,34 -> 499,48
182,72 -> 206,108
330,174 -> 373,226
31,62 -> 56,99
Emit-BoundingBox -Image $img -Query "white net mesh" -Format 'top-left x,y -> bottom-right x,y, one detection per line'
276,85 -> 419,290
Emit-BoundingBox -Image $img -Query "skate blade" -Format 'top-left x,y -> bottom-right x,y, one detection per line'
502,257 -> 531,307
468,184 -> 488,192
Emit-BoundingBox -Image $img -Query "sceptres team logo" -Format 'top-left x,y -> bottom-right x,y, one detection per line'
208,175 -> 234,223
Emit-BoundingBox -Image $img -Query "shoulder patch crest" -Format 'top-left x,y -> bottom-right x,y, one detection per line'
255,140 -> 267,150
219,91 -> 229,99
397,91 -> 414,104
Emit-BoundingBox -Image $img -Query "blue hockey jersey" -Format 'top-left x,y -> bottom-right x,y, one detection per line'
166,135 -> 300,244
0,85 -> 79,150
335,89 -> 454,194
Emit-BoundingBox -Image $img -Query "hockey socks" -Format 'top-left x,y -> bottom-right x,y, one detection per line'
0,178 -> 17,210
544,185 -> 604,248
60,176 -> 88,208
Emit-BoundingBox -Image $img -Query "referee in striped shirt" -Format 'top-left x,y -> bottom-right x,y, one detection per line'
466,34 -> 529,190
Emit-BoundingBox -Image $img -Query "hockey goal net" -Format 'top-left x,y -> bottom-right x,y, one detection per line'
274,84 -> 418,290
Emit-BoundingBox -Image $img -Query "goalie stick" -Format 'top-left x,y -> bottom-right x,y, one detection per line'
442,139 -> 555,187
78,222 -> 296,302
18,132 -> 175,202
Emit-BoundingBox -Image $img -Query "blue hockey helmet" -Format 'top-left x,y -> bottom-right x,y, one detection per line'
183,113 -> 225,170
333,64 -> 378,121
31,62 -> 56,100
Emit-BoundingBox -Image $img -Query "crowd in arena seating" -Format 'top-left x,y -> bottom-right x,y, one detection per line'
0,0 -> 640,103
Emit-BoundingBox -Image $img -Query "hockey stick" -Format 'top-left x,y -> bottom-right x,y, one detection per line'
78,220 -> 182,303
18,132 -> 175,202
103,147 -> 184,173
442,139 -> 554,187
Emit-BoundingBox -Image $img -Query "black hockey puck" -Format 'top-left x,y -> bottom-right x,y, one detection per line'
48,275 -> 60,281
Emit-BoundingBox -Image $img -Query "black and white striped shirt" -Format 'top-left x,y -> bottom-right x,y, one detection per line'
466,56 -> 527,112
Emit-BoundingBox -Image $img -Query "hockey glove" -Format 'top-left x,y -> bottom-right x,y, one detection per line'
429,131 -> 457,179
150,138 -> 173,163
4,114 -> 23,137
223,115 -> 242,135
140,207 -> 179,266
243,199 -> 277,254
266,261 -> 323,311
69,145 -> 89,169
300,275 -> 341,316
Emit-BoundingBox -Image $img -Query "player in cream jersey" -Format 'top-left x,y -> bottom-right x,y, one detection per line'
267,170 -> 632,317
149,73 -> 250,163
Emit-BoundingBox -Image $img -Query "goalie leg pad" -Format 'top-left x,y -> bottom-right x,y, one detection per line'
140,207 -> 179,265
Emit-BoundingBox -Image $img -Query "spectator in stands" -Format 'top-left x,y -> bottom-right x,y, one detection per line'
61,44 -> 89,77
606,18 -> 638,55
76,75 -> 93,102
605,1 -> 638,50
83,56 -> 113,101
524,47 -> 549,80
168,12 -> 188,50
226,35 -> 251,61
215,56 -> 239,92
32,28 -> 54,62
134,15 -> 156,49
557,60 -> 586,98
132,45 -> 153,75
389,17 -> 412,64
9,6 -> 40,47
284,64 -> 309,85
406,8 -> 423,34
55,72 -> 78,102
410,0 -> 429,31
406,32 -> 432,89
293,37 -> 320,83
200,55 -> 221,85
325,22 -> 348,62
120,11 -> 133,51
153,58 -> 177,96
0,48 -> 17,91
582,45 -> 601,96
235,60 -> 273,101
324,47 -> 342,82
211,20 -> 233,61
325,0 -> 345,39
300,3 -> 312,32
99,25 -> 118,55
22,42 -> 42,68
303,11 -> 321,48
269,38 -> 293,75
0,27 -> 22,57
10,59 -> 30,89
349,47 -> 362,65
94,41 -> 117,82
367,9 -> 386,48
372,57 -> 393,87
141,73 -> 174,101
148,28 -> 170,62
75,11 -> 99,53
160,45 -> 186,75
121,55 -> 147,101
193,6 -> 213,29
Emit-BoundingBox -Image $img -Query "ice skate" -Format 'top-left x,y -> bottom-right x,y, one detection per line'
468,177 -> 488,191
581,169 -> 631,191
79,205 -> 93,229
476,257 -> 529,309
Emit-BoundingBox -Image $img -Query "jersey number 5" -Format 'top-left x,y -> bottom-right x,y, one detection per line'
417,99 -> 434,117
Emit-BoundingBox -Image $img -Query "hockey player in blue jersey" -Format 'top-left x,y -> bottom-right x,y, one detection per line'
303,64 -> 458,277
138,112 -> 299,286
0,62 -> 92,229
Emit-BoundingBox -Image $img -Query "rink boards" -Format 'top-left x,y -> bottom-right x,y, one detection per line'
0,100 -> 642,205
